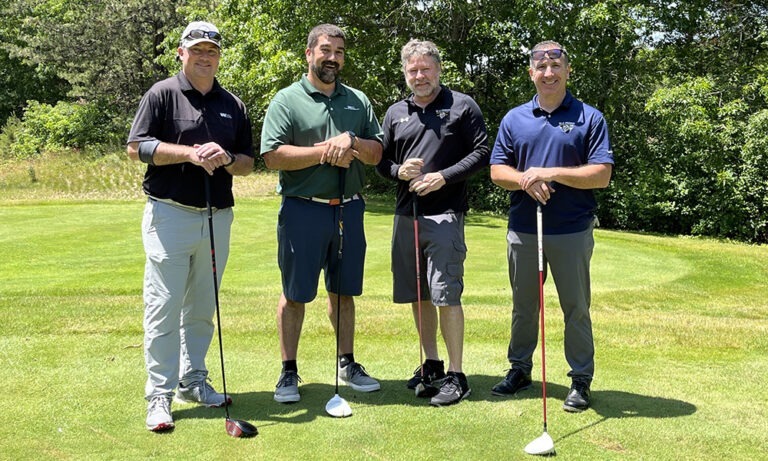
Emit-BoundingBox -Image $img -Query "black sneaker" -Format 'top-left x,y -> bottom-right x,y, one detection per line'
491,368 -> 532,396
430,372 -> 471,407
563,380 -> 591,412
406,360 -> 446,390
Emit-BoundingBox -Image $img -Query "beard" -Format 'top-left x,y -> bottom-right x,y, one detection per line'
311,61 -> 340,84
408,80 -> 438,100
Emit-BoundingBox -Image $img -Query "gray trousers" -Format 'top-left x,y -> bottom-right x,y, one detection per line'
506,223 -> 595,381
142,199 -> 233,399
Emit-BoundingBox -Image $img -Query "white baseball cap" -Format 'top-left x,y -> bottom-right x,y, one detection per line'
180,21 -> 221,48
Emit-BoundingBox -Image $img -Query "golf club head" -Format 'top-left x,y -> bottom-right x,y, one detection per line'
225,418 -> 258,438
414,381 -> 439,398
524,431 -> 555,456
325,394 -> 352,418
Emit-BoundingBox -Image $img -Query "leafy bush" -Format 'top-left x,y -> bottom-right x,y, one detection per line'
1,100 -> 127,159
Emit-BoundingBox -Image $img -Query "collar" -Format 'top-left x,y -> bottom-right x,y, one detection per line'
406,84 -> 449,110
531,90 -> 573,115
177,72 -> 222,95
300,74 -> 347,98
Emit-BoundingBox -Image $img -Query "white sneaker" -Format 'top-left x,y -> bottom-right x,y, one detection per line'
175,379 -> 231,408
146,396 -> 174,432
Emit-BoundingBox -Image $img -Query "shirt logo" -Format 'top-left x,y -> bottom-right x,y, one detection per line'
397,116 -> 410,124
220,112 -> 233,119
559,122 -> 574,133
344,105 -> 361,111
436,109 -> 449,120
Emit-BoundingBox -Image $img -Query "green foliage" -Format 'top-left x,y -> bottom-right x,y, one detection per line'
2,0 -> 768,241
1,100 -> 128,159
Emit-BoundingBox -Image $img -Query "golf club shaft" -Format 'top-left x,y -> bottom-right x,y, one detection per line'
413,195 -> 424,380
206,175 -> 231,421
537,204 -> 547,431
334,169 -> 346,395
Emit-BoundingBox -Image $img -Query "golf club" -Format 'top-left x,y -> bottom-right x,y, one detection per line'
411,195 -> 429,397
524,204 -> 555,455
205,175 -> 258,438
325,168 -> 352,418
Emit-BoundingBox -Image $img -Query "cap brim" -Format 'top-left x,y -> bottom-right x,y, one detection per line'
183,38 -> 221,48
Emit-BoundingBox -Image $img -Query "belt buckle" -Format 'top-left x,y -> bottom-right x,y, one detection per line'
327,198 -> 341,206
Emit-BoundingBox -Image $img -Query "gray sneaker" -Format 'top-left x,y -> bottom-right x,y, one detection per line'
339,362 -> 381,392
430,372 -> 471,406
274,371 -> 302,403
175,379 -> 231,408
146,395 -> 174,432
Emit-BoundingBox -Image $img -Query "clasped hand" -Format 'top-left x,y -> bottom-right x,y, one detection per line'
316,133 -> 356,168
193,142 -> 232,175
520,167 -> 555,204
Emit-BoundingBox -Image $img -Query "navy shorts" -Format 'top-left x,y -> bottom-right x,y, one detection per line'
277,196 -> 366,303
391,212 -> 466,306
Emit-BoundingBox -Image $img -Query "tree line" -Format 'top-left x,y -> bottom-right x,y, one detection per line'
1,0 -> 766,243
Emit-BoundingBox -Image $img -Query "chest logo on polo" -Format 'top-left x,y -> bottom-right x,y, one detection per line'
397,116 -> 410,125
436,109 -> 449,120
344,105 -> 361,111
559,121 -> 574,133
220,112 -> 233,119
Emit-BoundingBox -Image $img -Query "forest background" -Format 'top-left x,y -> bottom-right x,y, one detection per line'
1,0 -> 766,243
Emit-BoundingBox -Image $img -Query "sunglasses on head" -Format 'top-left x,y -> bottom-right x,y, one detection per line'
184,30 -> 222,42
530,48 -> 567,61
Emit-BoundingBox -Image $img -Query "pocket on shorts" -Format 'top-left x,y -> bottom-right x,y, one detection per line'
447,240 -> 467,277
452,240 -> 467,258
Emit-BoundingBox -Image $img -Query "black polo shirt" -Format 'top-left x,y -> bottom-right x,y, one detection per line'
377,85 -> 489,216
127,72 -> 254,209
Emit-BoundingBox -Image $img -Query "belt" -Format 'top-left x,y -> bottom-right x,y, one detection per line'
296,193 -> 361,205
148,196 -> 216,212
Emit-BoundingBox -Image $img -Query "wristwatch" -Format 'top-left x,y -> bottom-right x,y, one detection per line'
224,150 -> 236,167
347,131 -> 357,149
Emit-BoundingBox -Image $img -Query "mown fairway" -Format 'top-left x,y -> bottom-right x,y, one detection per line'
1,175 -> 767,459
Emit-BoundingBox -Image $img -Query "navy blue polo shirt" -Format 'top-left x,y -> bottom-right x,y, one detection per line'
490,91 -> 614,234
127,72 -> 254,209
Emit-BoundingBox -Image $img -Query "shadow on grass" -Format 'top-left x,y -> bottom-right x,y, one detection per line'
173,376 -> 696,433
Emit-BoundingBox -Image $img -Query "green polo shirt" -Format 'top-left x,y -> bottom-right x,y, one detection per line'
261,75 -> 383,199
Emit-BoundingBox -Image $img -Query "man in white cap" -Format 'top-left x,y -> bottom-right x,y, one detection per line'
127,20 -> 254,432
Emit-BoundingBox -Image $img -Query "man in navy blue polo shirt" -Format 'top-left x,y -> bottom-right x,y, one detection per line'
489,40 -> 613,412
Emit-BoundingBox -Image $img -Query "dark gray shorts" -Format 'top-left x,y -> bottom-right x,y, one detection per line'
391,212 -> 466,306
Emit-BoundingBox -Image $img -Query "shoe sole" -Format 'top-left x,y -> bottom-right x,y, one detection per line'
429,388 -> 471,407
563,403 -> 588,413
174,395 -> 231,408
147,422 -> 175,432
341,377 -> 381,392
274,393 -> 301,403
342,381 -> 381,392
490,382 -> 532,397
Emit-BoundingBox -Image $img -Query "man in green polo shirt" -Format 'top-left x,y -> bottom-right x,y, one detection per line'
261,23 -> 383,404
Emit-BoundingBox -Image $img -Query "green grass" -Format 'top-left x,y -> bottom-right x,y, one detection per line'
1,152 -> 767,460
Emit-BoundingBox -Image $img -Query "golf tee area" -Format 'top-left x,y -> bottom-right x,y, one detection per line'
1,172 -> 767,460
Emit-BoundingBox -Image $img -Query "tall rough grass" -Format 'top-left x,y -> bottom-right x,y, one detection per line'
0,148 -> 278,201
